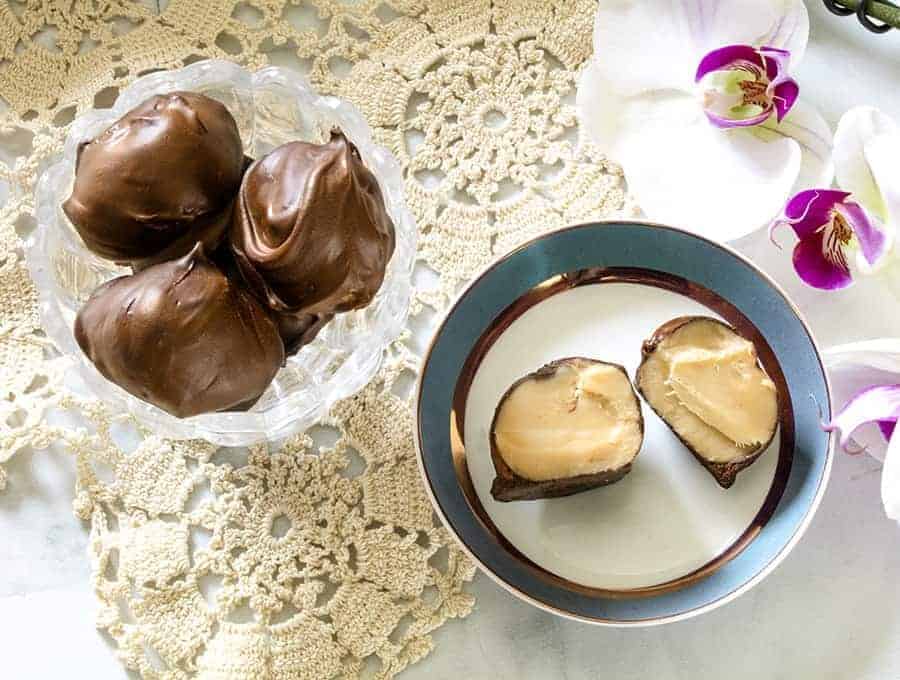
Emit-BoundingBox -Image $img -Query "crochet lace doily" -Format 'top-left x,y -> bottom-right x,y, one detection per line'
0,1 -> 624,677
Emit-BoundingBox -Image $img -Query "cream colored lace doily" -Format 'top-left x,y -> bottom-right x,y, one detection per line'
0,1 -> 625,678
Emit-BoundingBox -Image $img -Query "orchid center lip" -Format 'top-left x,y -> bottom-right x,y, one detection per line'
818,209 -> 854,273
738,78 -> 769,108
695,45 -> 798,129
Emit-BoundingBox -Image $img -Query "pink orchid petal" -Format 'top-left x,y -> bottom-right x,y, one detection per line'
695,44 -> 764,82
825,384 -> 900,451
792,230 -> 853,290
834,201 -> 888,266
772,79 -> 799,121
776,189 -> 850,239
760,45 -> 791,79
758,47 -> 798,121
879,420 -> 897,442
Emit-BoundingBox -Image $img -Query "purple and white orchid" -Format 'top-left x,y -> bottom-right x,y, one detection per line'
772,107 -> 898,290
825,341 -> 900,520
577,0 -> 833,242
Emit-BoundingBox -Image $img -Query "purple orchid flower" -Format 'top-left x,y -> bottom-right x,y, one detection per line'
696,45 -> 799,128
769,189 -> 889,290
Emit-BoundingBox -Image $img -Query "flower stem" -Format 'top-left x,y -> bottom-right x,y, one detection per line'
828,0 -> 900,29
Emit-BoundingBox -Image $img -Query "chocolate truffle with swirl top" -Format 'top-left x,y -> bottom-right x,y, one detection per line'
230,131 -> 395,351
63,91 -> 244,269
74,244 -> 284,418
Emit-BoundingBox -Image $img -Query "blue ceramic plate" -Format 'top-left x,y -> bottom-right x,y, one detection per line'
415,221 -> 832,626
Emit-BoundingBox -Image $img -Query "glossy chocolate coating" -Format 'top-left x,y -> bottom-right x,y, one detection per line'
210,245 -> 333,355
275,311 -> 334,355
74,244 -> 285,418
63,91 -> 244,267
230,131 -> 395,325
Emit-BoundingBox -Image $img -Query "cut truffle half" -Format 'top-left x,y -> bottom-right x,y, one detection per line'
636,317 -> 779,488
489,358 -> 644,502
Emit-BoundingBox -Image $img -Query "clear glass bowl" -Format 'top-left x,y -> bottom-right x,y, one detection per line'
27,60 -> 416,446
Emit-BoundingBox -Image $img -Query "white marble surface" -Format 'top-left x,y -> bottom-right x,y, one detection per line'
3,3 -> 900,678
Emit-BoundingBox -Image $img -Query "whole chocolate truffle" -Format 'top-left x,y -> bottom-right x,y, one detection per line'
63,91 -> 244,268
74,244 -> 285,418
230,131 -> 396,329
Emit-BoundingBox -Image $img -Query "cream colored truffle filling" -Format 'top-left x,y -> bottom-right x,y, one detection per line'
639,319 -> 778,463
492,360 -> 643,482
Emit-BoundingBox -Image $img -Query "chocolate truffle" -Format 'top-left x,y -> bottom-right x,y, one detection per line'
74,244 -> 285,418
636,317 -> 779,488
63,91 -> 244,268
230,131 -> 395,344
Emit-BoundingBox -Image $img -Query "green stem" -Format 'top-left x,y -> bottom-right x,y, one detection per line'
829,0 -> 900,29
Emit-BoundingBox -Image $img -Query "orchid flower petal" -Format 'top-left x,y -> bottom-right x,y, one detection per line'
882,428 -> 900,520
592,0 -> 809,97
761,46 -> 791,77
610,94 -> 800,240
772,79 -> 799,122
763,3 -> 810,66
792,230 -> 853,290
758,100 -> 835,194
880,420 -> 897,441
834,106 -> 899,222
825,384 -> 900,451
705,108 -> 773,129
826,339 -> 900,374
575,62 -> 636,161
863,131 -> 900,228
824,339 -> 900,460
834,201 -> 889,266
759,46 -> 798,121
773,189 -> 849,239
695,44 -> 764,81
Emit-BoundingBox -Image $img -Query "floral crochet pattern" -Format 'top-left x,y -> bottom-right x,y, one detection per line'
0,1 -> 624,678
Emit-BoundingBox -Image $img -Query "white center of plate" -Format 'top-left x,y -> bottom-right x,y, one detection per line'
464,283 -> 779,590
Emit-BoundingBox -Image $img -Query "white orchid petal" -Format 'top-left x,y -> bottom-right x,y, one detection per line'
882,429 -> 900,520
763,0 -> 810,67
758,100 -> 834,192
614,95 -> 800,240
825,339 -> 900,373
592,1 -> 698,95
834,106 -> 899,221
575,62 -> 630,159
864,132 -> 900,227
592,0 -> 809,97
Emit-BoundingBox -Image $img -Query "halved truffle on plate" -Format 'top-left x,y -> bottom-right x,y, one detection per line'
636,316 -> 779,488
489,358 -> 644,502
